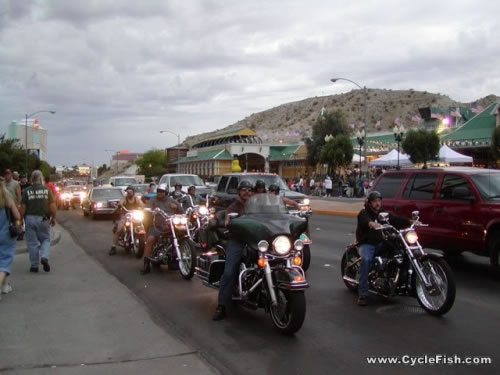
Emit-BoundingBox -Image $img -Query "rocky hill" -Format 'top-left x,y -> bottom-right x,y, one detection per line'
184,89 -> 499,147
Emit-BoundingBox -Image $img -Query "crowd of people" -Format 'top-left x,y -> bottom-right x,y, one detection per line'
0,168 -> 57,303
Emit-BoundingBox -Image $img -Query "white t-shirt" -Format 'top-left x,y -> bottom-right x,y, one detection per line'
309,179 -> 315,188
324,178 -> 332,189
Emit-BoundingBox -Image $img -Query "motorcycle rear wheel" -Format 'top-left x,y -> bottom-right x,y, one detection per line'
178,240 -> 195,280
341,250 -> 360,292
269,289 -> 306,335
413,258 -> 456,316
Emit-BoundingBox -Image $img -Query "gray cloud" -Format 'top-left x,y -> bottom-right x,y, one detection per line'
0,0 -> 499,167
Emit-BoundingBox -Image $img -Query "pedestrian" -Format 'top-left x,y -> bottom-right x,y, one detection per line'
19,174 -> 31,194
298,176 -> 304,193
309,176 -> 315,196
0,177 -> 22,300
19,170 -> 57,273
45,175 -> 57,195
324,175 -> 333,197
3,169 -> 21,208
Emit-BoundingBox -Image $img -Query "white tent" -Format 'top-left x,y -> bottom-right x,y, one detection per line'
369,149 -> 413,167
438,145 -> 473,163
352,153 -> 365,163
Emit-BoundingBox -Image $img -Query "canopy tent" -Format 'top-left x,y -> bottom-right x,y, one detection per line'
369,149 -> 413,167
352,153 -> 365,163
438,145 -> 473,163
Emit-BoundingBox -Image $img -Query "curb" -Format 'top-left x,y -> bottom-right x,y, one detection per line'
313,209 -> 358,217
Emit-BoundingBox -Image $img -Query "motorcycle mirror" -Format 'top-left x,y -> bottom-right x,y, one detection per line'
378,212 -> 389,222
411,211 -> 419,220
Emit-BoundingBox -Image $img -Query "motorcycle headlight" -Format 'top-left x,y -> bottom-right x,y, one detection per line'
79,192 -> 87,199
132,210 -> 144,222
180,216 -> 188,225
405,230 -> 419,245
172,216 -> 181,225
302,198 -> 310,205
61,193 -> 69,199
258,240 -> 269,253
272,236 -> 291,255
294,240 -> 304,251
198,205 -> 209,215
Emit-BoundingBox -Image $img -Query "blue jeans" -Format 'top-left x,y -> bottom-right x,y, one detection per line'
358,243 -> 381,297
25,215 -> 51,268
218,240 -> 245,306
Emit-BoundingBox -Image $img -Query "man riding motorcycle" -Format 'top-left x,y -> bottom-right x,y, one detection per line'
141,184 -> 183,275
355,191 -> 418,306
109,186 -> 144,255
254,179 -> 266,194
213,179 -> 254,321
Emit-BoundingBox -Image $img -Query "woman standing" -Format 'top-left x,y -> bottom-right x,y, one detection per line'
0,177 -> 21,301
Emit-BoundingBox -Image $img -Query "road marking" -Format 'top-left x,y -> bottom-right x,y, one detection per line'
316,227 -> 321,231
324,264 -> 332,267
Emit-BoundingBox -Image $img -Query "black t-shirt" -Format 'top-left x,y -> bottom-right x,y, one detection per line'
356,207 -> 411,245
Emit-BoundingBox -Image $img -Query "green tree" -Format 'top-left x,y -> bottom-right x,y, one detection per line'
305,110 -> 349,167
97,164 -> 108,176
0,138 -> 48,175
319,135 -> 354,175
492,127 -> 500,160
135,149 -> 167,177
402,129 -> 440,168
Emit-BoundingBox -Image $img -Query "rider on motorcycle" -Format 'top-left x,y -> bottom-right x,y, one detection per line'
109,185 -> 144,255
254,179 -> 266,194
141,184 -> 183,274
356,191 -> 417,306
213,179 -> 254,321
268,183 -> 300,209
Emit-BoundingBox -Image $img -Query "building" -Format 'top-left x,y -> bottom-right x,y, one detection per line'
6,119 -> 48,161
175,127 -> 313,178
110,151 -> 142,170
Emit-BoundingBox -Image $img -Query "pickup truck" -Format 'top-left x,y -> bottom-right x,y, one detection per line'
211,173 -> 308,210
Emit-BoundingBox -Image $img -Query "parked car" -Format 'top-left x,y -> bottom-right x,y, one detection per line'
81,187 -> 124,219
371,167 -> 500,271
158,174 -> 212,197
212,173 -> 308,210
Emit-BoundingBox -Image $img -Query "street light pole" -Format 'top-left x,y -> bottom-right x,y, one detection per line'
330,78 -> 368,175
393,125 -> 405,170
24,110 -> 56,175
159,130 -> 181,171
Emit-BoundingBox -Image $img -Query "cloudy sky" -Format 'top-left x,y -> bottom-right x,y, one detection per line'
1,0 -> 499,167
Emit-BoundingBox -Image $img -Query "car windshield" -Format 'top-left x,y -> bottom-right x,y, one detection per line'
113,178 -> 137,186
169,175 -> 204,186
470,173 -> 500,200
244,193 -> 289,214
237,175 -> 290,191
92,189 -> 123,200
132,185 -> 148,193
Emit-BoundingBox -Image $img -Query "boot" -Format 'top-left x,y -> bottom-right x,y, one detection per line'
140,258 -> 151,275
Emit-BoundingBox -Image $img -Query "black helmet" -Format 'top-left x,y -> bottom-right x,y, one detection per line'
268,183 -> 280,194
174,183 -> 182,188
366,191 -> 382,202
238,180 -> 253,191
254,179 -> 266,191
125,185 -> 135,191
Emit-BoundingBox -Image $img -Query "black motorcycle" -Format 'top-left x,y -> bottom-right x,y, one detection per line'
341,211 -> 456,316
196,194 -> 309,334
147,207 -> 196,280
113,207 -> 145,258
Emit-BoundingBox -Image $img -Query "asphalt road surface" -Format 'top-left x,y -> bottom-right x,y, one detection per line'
58,209 -> 499,375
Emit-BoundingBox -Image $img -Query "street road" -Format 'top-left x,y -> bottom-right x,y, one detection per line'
58,210 -> 499,375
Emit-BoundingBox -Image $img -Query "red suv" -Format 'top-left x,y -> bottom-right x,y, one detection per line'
371,167 -> 500,271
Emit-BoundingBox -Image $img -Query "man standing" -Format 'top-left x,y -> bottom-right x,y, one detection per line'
4,169 -> 21,208
19,174 -> 31,194
324,175 -> 333,197
20,170 -> 56,273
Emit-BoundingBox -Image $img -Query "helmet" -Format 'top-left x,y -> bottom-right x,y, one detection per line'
125,185 -> 135,191
157,183 -> 168,192
174,182 -> 182,188
237,180 -> 253,191
366,191 -> 382,202
268,183 -> 280,194
254,179 -> 266,191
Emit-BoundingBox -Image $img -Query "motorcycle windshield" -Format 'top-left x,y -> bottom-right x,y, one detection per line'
229,194 -> 307,249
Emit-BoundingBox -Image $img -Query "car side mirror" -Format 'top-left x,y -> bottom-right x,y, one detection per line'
378,212 -> 389,223
452,187 -> 475,201
411,211 -> 419,220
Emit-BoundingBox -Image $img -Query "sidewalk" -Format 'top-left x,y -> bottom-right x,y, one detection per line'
0,227 -> 219,375
308,196 -> 363,217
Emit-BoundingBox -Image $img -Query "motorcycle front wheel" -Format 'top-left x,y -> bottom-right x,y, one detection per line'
178,240 -> 196,280
413,258 -> 456,316
340,249 -> 360,292
134,235 -> 145,259
301,245 -> 311,272
269,289 -> 306,335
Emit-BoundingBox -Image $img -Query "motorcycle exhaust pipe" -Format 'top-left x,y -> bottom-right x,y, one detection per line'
264,263 -> 278,306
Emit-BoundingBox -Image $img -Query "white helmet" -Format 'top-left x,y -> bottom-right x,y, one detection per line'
157,183 -> 168,192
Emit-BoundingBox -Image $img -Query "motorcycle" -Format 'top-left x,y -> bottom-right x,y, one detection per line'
288,199 -> 312,271
340,211 -> 456,316
196,194 -> 309,335
147,207 -> 196,280
183,194 -> 214,246
58,191 -> 72,210
113,207 -> 146,258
